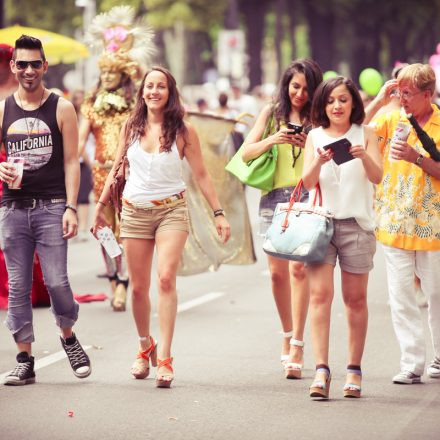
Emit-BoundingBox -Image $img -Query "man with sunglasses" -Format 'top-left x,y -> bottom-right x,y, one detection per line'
0,35 -> 91,385
371,63 -> 440,385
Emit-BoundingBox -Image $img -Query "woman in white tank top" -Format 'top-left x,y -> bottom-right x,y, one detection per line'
302,77 -> 383,399
92,67 -> 230,388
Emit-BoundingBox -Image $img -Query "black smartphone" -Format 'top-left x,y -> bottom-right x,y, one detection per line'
287,122 -> 303,135
322,138 -> 353,165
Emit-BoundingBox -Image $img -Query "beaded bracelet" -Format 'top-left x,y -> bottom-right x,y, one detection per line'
213,209 -> 225,217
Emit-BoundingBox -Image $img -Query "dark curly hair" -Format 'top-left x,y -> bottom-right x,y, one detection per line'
311,76 -> 365,128
125,66 -> 187,152
273,59 -> 323,129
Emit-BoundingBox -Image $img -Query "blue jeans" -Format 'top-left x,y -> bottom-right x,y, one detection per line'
0,201 -> 79,343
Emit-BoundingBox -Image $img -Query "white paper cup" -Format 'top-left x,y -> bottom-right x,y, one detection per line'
389,123 -> 411,162
7,157 -> 25,189
96,226 -> 122,258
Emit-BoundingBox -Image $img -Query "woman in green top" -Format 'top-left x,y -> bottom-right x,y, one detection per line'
242,59 -> 322,379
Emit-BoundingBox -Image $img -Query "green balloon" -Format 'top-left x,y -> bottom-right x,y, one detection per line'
323,70 -> 338,81
359,68 -> 383,96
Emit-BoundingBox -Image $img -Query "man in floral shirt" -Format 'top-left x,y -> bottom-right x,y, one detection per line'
372,63 -> 440,385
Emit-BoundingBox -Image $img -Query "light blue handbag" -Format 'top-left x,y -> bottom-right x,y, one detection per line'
262,181 -> 334,262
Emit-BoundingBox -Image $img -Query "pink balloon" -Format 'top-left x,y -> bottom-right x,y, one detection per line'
437,42 -> 440,54
429,54 -> 440,67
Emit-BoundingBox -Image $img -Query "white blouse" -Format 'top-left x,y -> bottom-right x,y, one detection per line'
122,139 -> 186,203
309,124 -> 375,231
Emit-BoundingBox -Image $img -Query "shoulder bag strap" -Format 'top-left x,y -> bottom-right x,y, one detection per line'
262,107 -> 275,140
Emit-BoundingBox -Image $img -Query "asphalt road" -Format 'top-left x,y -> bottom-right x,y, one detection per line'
0,188 -> 439,440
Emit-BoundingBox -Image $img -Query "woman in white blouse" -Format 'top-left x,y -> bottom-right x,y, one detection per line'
302,76 -> 382,399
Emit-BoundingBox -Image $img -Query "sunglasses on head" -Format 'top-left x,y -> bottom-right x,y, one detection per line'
14,60 -> 44,70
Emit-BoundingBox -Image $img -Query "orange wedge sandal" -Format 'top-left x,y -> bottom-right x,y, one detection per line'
131,336 -> 157,379
156,357 -> 174,388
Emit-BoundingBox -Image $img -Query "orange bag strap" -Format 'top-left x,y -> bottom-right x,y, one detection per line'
281,179 -> 322,231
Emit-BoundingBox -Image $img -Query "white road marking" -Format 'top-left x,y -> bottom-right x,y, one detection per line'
0,291 -> 224,380
154,291 -> 225,317
178,291 -> 224,312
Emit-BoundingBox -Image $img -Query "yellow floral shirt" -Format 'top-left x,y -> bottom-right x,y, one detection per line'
373,105 -> 440,250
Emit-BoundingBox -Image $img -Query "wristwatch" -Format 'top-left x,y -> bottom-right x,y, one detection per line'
416,154 -> 424,166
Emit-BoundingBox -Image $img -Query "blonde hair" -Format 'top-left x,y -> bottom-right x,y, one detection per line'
397,63 -> 436,95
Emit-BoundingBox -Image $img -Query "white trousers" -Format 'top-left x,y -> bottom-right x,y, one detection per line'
382,244 -> 440,375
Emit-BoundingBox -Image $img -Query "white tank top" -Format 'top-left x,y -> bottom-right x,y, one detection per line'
122,139 -> 186,203
309,124 -> 375,231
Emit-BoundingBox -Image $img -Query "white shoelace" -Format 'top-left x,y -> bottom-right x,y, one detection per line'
10,362 -> 32,377
429,357 -> 440,369
65,342 -> 88,368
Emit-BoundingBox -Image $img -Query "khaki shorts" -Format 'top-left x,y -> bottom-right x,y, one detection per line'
309,218 -> 376,274
120,198 -> 190,239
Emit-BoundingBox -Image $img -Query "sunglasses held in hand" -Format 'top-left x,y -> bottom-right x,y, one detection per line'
14,60 -> 44,70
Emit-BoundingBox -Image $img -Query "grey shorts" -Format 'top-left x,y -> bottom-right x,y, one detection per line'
309,218 -> 376,274
259,184 -> 308,236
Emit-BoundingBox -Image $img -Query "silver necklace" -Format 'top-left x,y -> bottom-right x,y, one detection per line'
18,88 -> 45,141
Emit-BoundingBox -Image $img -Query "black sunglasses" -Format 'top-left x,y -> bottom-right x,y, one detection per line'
14,60 -> 44,70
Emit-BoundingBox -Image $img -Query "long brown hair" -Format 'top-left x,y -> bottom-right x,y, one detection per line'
273,59 -> 323,129
125,66 -> 187,152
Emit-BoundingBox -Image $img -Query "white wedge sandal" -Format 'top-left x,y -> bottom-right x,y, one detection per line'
284,339 -> 304,379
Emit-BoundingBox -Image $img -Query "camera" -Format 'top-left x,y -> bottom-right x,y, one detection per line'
287,122 -> 303,135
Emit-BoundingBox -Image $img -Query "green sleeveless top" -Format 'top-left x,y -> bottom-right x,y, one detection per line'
263,116 -> 304,193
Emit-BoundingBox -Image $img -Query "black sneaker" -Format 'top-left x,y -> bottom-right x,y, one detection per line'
60,333 -> 91,378
4,352 -> 36,386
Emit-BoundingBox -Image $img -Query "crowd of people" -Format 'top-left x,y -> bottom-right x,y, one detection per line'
0,30 -> 439,399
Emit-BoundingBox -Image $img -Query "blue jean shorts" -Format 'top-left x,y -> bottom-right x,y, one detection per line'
258,184 -> 309,236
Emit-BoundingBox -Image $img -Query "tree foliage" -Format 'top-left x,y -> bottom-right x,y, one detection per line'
144,0 -> 227,31
4,0 -> 82,35
3,0 -> 440,88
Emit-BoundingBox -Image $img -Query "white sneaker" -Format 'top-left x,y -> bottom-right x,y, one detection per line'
427,357 -> 440,378
392,371 -> 421,384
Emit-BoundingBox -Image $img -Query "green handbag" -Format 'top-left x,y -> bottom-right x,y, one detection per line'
225,112 -> 278,191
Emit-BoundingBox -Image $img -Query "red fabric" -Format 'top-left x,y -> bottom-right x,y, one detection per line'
74,293 -> 107,303
0,251 -> 8,309
0,255 -> 50,310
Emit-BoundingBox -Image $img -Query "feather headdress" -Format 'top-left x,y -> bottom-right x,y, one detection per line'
85,5 -> 155,77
